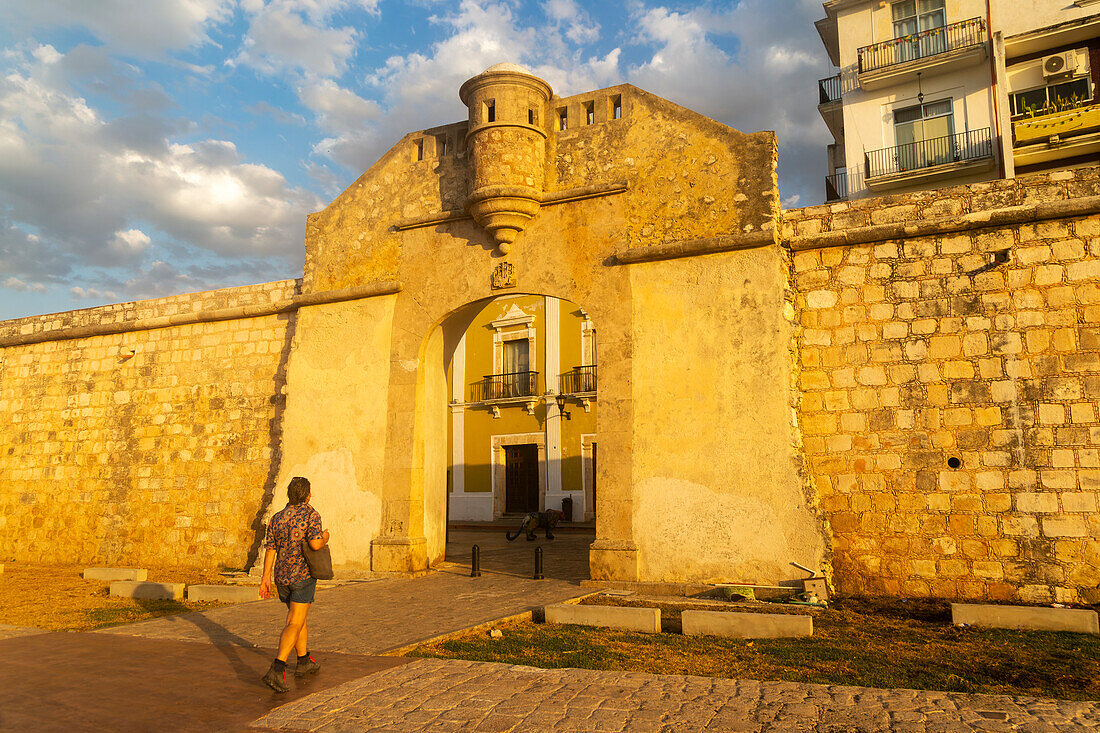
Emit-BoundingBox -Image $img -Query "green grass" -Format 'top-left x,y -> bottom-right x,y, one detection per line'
409,597 -> 1100,701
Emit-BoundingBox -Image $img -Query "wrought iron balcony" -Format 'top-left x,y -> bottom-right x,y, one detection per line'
560,365 -> 597,394
825,172 -> 849,202
865,127 -> 993,180
818,75 -> 841,105
858,17 -> 985,74
471,371 -> 538,401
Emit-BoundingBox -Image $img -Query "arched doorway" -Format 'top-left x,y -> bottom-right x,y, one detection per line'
426,293 -> 597,580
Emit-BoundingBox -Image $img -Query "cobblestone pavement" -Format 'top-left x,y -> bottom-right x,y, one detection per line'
253,659 -> 1100,733
96,529 -> 592,654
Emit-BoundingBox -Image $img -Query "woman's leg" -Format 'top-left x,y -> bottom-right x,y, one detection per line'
276,602 -> 310,661
295,616 -> 309,657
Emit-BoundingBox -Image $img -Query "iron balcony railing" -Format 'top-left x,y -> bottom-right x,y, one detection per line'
825,172 -> 849,201
864,127 -> 992,179
818,75 -> 842,105
471,371 -> 538,401
857,17 -> 985,74
560,365 -> 597,394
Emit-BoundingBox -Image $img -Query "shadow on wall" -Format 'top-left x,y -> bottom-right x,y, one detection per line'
244,280 -> 304,571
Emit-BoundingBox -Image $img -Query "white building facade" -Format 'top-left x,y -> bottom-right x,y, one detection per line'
817,0 -> 1100,201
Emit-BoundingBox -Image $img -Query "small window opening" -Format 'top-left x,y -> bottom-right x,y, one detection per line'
611,94 -> 622,119
947,456 -> 962,469
584,100 -> 594,125
414,139 -> 424,161
528,108 -> 536,125
436,135 -> 449,156
485,100 -> 496,123
557,107 -> 568,131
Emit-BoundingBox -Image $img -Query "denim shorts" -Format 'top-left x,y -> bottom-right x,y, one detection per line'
276,576 -> 317,605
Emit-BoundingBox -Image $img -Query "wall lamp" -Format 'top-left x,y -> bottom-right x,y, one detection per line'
555,393 -> 572,420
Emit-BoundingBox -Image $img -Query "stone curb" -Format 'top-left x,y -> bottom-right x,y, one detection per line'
681,610 -> 814,639
952,603 -> 1100,635
545,602 -> 661,633
109,581 -> 184,601
84,567 -> 147,582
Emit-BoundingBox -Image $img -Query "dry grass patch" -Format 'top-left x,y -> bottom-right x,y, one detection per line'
0,563 -> 230,631
409,596 -> 1100,701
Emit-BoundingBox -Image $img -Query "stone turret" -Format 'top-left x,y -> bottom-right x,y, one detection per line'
459,63 -> 553,254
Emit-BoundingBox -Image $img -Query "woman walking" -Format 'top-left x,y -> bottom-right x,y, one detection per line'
259,476 -> 330,692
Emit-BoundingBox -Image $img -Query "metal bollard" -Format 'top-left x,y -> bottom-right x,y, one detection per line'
471,544 -> 482,577
534,545 -> 544,580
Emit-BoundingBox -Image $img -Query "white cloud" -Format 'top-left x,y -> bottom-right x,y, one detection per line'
110,229 -> 151,255
543,0 -> 599,44
0,46 -> 322,298
0,1 -> 234,59
299,80 -> 381,133
234,0 -> 382,78
70,285 -> 118,300
3,276 -> 47,292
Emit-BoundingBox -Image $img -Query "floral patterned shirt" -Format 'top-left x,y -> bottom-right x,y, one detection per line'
265,503 -> 323,586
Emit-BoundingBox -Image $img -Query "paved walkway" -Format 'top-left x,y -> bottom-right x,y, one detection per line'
0,631 -> 407,733
255,659 -> 1100,732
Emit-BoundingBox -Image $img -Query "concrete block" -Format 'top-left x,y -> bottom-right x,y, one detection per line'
84,567 -> 147,582
109,581 -> 184,601
952,603 -> 1099,635
545,603 -> 661,633
186,584 -> 260,603
681,611 -> 813,639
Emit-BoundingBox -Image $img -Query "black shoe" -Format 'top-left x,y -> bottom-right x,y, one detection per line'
295,654 -> 321,677
262,662 -> 290,693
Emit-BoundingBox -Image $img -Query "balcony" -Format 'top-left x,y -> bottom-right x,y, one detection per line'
857,17 -> 987,91
825,172 -> 849,202
471,371 -> 538,402
864,127 -> 994,191
1013,102 -> 1100,169
818,75 -> 843,139
560,365 -> 597,395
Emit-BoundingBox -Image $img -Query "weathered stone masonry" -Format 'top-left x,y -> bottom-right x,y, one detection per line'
785,169 -> 1100,604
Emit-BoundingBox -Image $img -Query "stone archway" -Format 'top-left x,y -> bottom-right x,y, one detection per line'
273,63 -> 826,587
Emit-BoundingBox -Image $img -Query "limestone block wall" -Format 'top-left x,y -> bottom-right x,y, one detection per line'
786,169 -> 1100,603
0,281 -> 297,568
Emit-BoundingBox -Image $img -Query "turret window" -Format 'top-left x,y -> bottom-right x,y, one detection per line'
485,100 -> 495,123
528,108 -> 537,125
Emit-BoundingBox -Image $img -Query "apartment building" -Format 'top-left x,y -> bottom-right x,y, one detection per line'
817,0 -> 1100,201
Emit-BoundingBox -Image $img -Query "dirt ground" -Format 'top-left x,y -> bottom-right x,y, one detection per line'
411,595 -> 1100,701
0,563 -> 230,632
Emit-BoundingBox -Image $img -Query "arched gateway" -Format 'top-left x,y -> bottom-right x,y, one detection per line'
270,64 -> 827,585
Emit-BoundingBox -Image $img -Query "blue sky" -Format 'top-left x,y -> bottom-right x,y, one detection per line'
0,0 -> 831,320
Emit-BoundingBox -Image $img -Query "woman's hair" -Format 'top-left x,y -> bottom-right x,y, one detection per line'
287,476 -> 311,505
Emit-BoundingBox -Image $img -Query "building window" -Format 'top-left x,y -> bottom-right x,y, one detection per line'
414,139 -> 424,161
1011,77 -> 1092,117
894,99 -> 954,169
584,100 -> 594,125
503,337 -> 530,375
611,95 -> 622,119
436,134 -> 449,156
557,107 -> 568,130
892,0 -> 946,61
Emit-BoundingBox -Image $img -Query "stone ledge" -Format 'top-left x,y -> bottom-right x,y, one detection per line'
545,603 -> 661,633
186,585 -> 261,604
681,610 -> 813,639
109,581 -> 184,601
951,603 -> 1100,635
83,567 -> 147,582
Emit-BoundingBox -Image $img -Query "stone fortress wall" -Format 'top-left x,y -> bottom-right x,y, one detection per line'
784,168 -> 1100,604
0,280 -> 300,568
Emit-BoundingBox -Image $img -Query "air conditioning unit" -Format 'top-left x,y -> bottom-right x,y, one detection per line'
1042,52 -> 1078,79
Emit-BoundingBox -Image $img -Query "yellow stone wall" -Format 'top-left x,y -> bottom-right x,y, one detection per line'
786,169 -> 1100,604
0,280 -> 298,568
